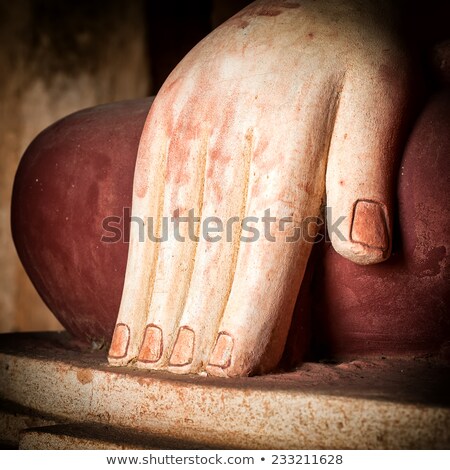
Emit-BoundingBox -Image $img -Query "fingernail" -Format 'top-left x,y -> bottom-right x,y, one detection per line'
137,325 -> 163,363
169,326 -> 195,366
350,200 -> 389,251
109,323 -> 130,359
209,332 -> 234,369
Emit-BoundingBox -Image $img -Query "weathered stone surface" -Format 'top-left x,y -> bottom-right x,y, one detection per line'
20,426 -> 139,450
18,423 -> 200,450
0,400 -> 55,446
1,333 -> 449,449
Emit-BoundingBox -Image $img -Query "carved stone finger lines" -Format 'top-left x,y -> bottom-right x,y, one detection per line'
200,129 -> 253,372
136,133 -> 209,368
166,127 -> 254,374
108,134 -> 169,365
206,87 -> 339,376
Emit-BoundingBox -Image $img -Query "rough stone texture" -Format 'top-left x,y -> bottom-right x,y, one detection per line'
19,426 -> 139,450
18,423 -> 200,450
0,0 -> 150,334
0,333 -> 449,449
0,399 -> 55,447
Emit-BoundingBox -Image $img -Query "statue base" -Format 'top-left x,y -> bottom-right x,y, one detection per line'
0,333 -> 449,449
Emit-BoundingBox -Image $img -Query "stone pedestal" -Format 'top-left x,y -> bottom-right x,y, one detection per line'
0,333 -> 449,449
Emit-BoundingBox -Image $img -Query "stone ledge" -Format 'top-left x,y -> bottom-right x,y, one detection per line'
0,332 -> 449,449
0,399 -> 56,446
18,423 -> 201,450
